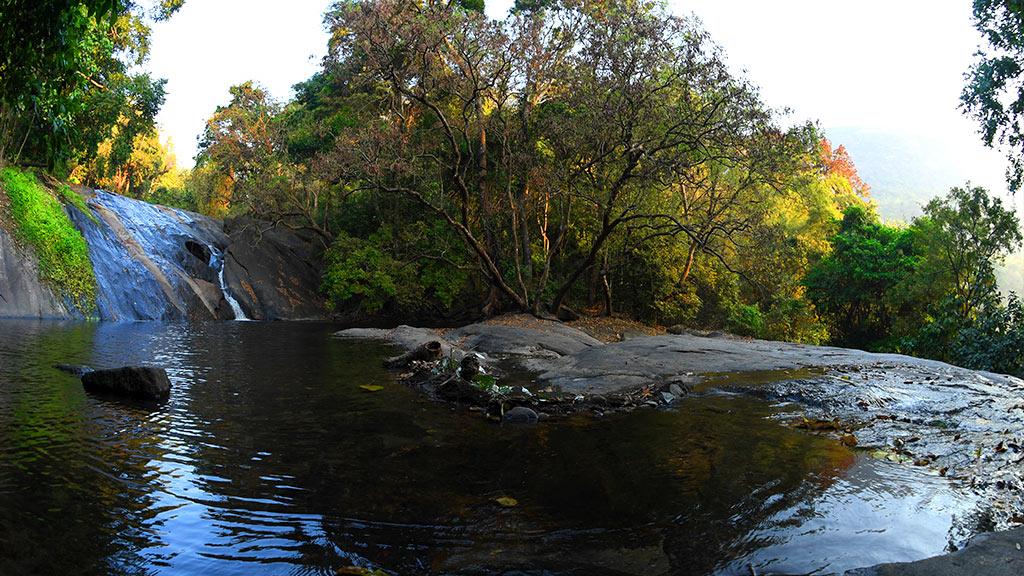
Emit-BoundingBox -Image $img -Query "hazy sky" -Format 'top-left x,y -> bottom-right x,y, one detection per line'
149,0 -> 1006,189
149,0 -> 333,165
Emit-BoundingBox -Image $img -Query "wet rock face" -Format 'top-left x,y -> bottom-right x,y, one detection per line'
181,239 -> 217,283
222,216 -> 326,320
67,189 -> 231,321
0,187 -> 327,322
0,227 -> 74,319
81,366 -> 171,401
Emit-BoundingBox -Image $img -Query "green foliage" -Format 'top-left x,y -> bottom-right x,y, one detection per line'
808,185 -> 1024,373
322,231 -> 405,314
918,185 -> 1022,320
58,184 -> 98,224
760,297 -> 829,345
727,303 -> 764,338
0,168 -> 96,311
0,1 -> 180,179
805,206 -> 923,349
322,222 -> 470,316
951,293 -> 1024,376
457,0 -> 485,12
963,0 -> 1024,191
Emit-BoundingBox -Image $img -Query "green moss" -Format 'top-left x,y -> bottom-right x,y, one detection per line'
0,167 -> 97,312
58,184 -> 99,224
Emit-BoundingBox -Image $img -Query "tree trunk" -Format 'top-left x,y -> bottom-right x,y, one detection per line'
680,242 -> 698,285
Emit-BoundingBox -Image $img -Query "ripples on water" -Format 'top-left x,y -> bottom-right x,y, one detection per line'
0,321 -> 981,575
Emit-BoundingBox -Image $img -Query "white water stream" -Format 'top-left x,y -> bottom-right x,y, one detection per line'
214,248 -> 250,321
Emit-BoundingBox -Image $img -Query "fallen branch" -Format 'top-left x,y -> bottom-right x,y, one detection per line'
383,340 -> 443,368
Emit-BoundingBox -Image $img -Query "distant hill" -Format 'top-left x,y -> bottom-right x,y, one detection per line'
823,126 -> 1024,294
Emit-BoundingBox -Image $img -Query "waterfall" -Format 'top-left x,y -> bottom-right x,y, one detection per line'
214,248 -> 249,321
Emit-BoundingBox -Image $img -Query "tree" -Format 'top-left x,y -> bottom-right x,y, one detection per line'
70,128 -> 179,200
0,1 -> 181,171
918,185 -> 1022,320
196,82 -> 282,217
804,206 -> 923,349
962,0 -> 1024,191
322,0 -> 795,316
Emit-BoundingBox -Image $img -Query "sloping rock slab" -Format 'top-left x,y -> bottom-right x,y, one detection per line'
533,333 -> 974,395
447,321 -> 601,358
81,366 -> 171,401
334,326 -> 458,359
844,526 -> 1024,576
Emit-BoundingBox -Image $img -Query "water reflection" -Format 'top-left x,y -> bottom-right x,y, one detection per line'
0,321 -> 979,575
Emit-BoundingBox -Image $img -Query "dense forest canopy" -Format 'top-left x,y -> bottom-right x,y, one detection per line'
3,0 -> 1024,376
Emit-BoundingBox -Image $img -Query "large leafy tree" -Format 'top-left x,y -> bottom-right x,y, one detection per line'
804,206 -> 923,349
918,185 -> 1022,320
962,0 -> 1024,191
0,0 -> 181,171
320,0 -> 797,315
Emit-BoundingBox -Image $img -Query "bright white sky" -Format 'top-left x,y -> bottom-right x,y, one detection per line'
150,0 -> 1002,180
149,0 -> 334,166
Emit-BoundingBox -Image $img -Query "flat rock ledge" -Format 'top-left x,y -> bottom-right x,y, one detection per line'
336,316 -> 1024,532
845,526 -> 1024,576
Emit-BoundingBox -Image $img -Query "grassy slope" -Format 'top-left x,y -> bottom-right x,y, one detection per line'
0,167 -> 96,312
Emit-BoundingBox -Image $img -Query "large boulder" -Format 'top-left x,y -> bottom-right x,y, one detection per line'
447,319 -> 601,358
222,216 -> 326,320
81,366 -> 171,401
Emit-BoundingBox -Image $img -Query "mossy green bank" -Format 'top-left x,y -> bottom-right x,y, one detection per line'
0,167 -> 97,313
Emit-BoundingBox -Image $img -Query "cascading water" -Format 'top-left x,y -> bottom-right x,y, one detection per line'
212,247 -> 249,321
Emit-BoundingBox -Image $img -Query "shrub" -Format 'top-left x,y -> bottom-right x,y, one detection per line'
727,303 -> 764,338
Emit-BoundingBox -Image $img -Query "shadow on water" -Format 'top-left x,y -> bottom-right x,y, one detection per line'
0,322 -> 981,575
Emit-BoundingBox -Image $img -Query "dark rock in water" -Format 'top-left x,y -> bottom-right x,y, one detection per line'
503,406 -> 539,423
436,378 -> 489,404
54,364 -> 94,377
222,216 -> 326,320
81,366 -> 171,401
459,355 -> 481,381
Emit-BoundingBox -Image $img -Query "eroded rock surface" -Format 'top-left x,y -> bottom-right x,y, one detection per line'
448,321 -> 601,357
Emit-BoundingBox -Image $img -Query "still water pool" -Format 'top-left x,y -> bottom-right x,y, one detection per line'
0,321 -> 981,575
